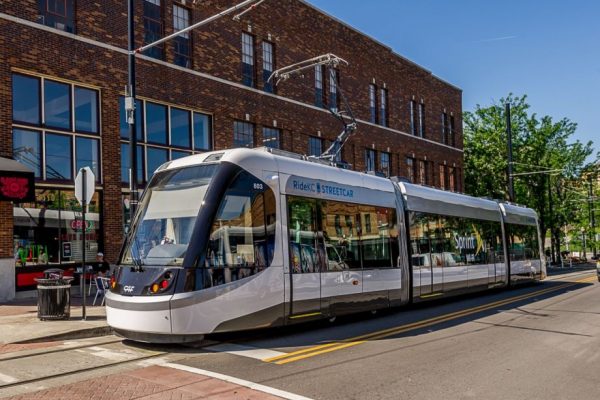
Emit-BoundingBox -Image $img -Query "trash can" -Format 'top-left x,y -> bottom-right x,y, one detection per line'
36,273 -> 74,320
43,268 -> 64,279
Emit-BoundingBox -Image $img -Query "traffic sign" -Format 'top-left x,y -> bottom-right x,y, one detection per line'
75,167 -> 95,206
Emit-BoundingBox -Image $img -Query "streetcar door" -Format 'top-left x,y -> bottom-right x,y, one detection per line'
409,212 -> 435,296
287,197 -> 322,317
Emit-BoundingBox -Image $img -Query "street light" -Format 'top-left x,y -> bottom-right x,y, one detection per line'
125,0 -> 266,219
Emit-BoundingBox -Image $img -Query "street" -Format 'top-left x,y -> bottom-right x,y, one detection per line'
1,269 -> 599,399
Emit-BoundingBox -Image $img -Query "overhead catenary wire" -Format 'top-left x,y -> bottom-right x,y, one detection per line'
267,53 -> 356,162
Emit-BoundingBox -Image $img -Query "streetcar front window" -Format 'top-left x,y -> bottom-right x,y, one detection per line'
122,164 -> 218,266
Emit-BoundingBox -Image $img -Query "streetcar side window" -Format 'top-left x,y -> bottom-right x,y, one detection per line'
506,223 -> 540,262
288,195 -> 398,272
203,171 -> 276,287
409,212 -> 503,267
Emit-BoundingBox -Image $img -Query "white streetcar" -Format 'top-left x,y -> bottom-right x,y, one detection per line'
106,147 -> 545,343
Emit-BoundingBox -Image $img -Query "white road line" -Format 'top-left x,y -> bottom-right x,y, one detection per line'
0,372 -> 18,384
165,363 -> 314,400
205,343 -> 286,361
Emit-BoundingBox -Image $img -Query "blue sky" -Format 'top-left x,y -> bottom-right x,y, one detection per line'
307,0 -> 599,158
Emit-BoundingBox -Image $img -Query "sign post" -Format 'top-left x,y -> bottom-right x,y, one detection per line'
75,167 -> 95,320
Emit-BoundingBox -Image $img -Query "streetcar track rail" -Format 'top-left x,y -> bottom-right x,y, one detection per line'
0,337 -> 123,363
0,351 -> 167,390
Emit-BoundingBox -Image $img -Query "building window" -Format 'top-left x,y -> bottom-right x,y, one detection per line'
143,0 -> 164,60
410,100 -> 417,135
241,32 -> 255,87
418,102 -> 425,138
74,87 -> 99,134
12,75 -> 41,125
380,88 -> 388,127
146,102 -> 168,144
406,157 -> 415,182
75,137 -> 100,179
262,41 -> 274,93
45,133 -> 73,180
14,189 -> 102,269
449,167 -> 456,192
315,65 -> 325,108
329,69 -> 338,111
262,127 -> 280,149
119,97 -> 212,184
173,4 -> 191,68
170,107 -> 191,148
450,115 -> 456,147
380,151 -> 390,177
418,160 -> 426,185
11,73 -> 101,182
439,164 -> 446,190
38,0 -> 75,33
369,84 -> 377,124
193,113 -> 211,151
308,136 -> 323,157
13,129 -> 42,178
44,80 -> 71,130
234,121 -> 254,148
365,149 -> 376,172
441,112 -> 449,144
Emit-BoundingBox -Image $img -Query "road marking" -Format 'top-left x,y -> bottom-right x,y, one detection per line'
268,275 -> 596,365
0,372 -> 17,384
289,312 -> 322,320
205,343 -> 286,360
77,346 -> 141,361
165,362 -> 314,400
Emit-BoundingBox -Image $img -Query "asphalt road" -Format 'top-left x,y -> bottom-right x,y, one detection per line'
2,269 -> 599,399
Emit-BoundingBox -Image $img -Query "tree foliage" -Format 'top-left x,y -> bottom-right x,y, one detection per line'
463,94 -> 597,261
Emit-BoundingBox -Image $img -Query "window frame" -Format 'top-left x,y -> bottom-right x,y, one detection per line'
143,0 -> 164,60
262,40 -> 275,93
233,120 -> 255,148
241,32 -> 256,87
308,136 -> 323,157
39,0 -> 75,33
172,4 -> 192,68
365,148 -> 376,172
262,127 -> 280,149
380,151 -> 390,177
315,65 -> 325,108
380,88 -> 388,127
11,73 -> 102,183
369,84 -> 378,124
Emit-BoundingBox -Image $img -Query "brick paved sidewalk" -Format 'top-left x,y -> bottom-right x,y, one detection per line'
4,365 -> 285,400
0,296 -> 110,344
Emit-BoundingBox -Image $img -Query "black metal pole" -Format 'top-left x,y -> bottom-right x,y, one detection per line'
82,168 -> 87,321
506,103 -> 515,202
548,174 -> 555,265
589,174 -> 596,258
128,0 -> 139,220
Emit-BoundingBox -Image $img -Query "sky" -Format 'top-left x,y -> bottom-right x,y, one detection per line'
307,0 -> 599,159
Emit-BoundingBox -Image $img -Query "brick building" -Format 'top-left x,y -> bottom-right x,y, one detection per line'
0,0 -> 463,299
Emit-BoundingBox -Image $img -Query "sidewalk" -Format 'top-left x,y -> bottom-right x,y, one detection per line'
3,365 -> 289,400
0,293 -> 111,345
546,261 -> 598,275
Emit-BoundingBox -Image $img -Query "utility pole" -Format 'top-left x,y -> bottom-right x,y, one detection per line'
589,174 -> 597,258
548,174 -> 555,265
126,0 -> 138,220
506,103 -> 515,202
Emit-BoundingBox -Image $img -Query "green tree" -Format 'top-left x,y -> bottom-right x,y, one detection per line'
463,94 -> 596,263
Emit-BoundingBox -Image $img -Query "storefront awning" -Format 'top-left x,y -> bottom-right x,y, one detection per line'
0,157 -> 35,202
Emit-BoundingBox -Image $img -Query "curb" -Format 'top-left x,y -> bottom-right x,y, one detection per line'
13,325 -> 114,344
